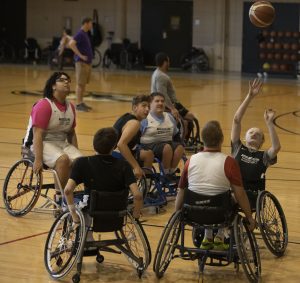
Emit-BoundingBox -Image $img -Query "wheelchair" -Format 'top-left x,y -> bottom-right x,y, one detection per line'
136,154 -> 187,214
246,189 -> 288,257
153,189 -> 261,282
44,189 -> 151,283
2,146 -> 72,217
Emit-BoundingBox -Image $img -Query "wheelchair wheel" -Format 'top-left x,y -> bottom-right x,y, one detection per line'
102,49 -> 111,68
2,159 -> 42,216
256,190 -> 288,257
234,214 -> 261,283
153,210 -> 182,278
92,49 -> 102,68
44,209 -> 85,279
115,212 -> 151,270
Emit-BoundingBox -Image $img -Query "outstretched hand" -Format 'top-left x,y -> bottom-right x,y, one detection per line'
264,108 -> 276,124
248,78 -> 263,98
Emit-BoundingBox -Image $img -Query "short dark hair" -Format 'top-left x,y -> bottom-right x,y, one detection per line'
201,120 -> 224,147
82,17 -> 93,25
43,72 -> 70,99
155,52 -> 169,67
132,94 -> 151,107
150,92 -> 165,102
93,127 -> 118,154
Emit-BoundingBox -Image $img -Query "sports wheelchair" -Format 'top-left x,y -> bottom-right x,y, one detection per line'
153,189 -> 261,282
2,146 -> 72,217
246,189 -> 288,257
44,189 -> 151,283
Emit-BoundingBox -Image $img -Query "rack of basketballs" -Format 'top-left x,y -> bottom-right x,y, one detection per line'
259,30 -> 300,77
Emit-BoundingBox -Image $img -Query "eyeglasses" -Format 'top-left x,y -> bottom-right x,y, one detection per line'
56,77 -> 71,83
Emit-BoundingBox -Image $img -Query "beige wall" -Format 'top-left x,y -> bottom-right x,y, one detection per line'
27,0 -> 300,72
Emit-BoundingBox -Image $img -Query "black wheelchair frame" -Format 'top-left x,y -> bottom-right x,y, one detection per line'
153,190 -> 261,283
44,190 -> 151,283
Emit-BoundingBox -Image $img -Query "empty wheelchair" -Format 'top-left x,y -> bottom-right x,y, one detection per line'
153,189 -> 261,283
2,146 -> 72,217
44,189 -> 151,283
246,189 -> 288,257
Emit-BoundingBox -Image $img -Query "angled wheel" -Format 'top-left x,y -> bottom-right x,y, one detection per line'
115,212 -> 151,270
3,159 -> 42,216
256,190 -> 288,257
153,210 -> 182,278
234,214 -> 261,283
44,209 -> 86,279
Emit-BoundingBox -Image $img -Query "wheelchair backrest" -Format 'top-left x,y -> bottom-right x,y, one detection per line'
89,189 -> 128,232
183,189 -> 235,225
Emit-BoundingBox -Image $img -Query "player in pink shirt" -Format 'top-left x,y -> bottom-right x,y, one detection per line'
23,72 -> 82,198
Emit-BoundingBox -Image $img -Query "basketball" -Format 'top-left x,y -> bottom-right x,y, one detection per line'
249,1 -> 275,28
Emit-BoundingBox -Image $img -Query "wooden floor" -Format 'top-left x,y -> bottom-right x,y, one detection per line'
0,64 -> 299,283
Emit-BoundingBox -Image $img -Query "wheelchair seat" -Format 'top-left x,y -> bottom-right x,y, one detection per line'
183,189 -> 236,225
89,189 -> 128,232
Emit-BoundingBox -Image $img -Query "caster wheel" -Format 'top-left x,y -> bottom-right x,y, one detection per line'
96,254 -> 104,263
137,267 -> 144,278
72,273 -> 80,283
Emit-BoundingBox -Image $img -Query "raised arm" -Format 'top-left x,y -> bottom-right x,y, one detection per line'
117,120 -> 144,179
264,109 -> 281,159
231,78 -> 263,143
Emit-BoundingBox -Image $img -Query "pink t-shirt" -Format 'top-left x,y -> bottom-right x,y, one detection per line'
31,98 -> 76,129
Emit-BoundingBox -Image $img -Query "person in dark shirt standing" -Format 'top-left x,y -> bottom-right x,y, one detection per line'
69,17 -> 93,112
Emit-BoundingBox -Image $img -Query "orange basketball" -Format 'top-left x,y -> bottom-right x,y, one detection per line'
249,1 -> 275,28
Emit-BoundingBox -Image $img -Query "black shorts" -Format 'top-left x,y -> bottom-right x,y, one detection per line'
174,102 -> 189,118
142,142 -> 182,161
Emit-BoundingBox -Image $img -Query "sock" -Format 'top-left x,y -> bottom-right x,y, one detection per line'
204,229 -> 213,241
215,228 -> 225,241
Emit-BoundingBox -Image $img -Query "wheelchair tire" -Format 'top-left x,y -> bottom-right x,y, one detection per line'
256,190 -> 288,257
115,212 -> 151,271
102,50 -> 111,68
234,214 -> 261,283
2,159 -> 42,217
44,209 -> 86,279
92,49 -> 102,68
153,210 -> 182,278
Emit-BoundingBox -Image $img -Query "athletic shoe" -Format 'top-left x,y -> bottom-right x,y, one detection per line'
213,236 -> 229,251
76,103 -> 92,112
200,238 -> 214,250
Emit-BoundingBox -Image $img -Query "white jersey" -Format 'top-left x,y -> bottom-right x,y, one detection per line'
140,112 -> 177,144
188,152 -> 231,196
23,98 -> 74,146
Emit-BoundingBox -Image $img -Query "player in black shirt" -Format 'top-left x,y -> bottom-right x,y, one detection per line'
64,127 -> 143,224
113,95 -> 154,179
231,78 -> 281,205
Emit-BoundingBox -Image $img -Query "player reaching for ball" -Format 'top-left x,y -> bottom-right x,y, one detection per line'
231,78 -> 281,205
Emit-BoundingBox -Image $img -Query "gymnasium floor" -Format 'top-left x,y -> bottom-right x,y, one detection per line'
0,64 -> 299,282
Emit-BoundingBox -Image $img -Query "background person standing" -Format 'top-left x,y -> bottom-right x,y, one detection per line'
69,17 -> 93,112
